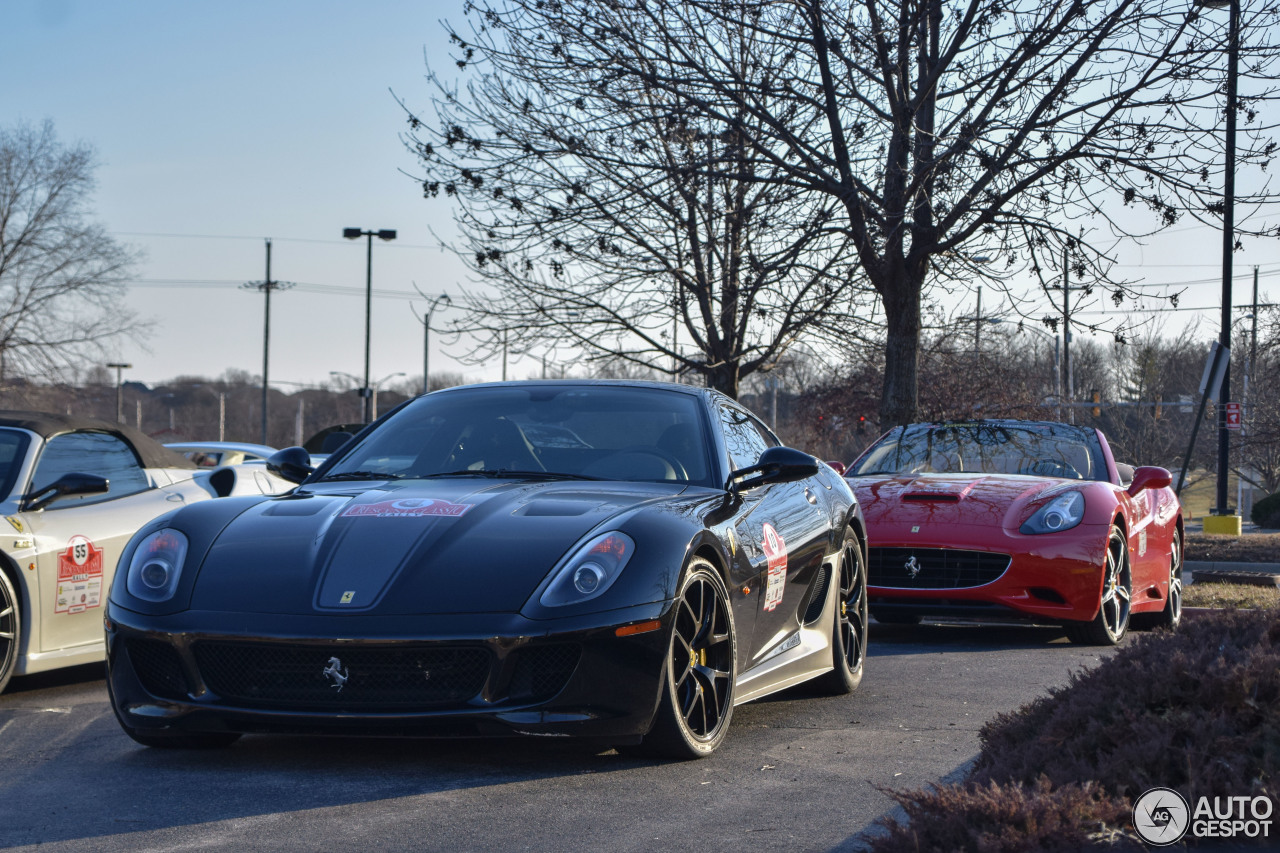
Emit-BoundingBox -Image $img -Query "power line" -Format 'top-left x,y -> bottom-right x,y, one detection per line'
125,278 -> 440,302
111,230 -> 441,250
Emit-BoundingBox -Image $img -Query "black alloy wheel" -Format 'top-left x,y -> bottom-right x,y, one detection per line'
0,570 -> 20,695
817,528 -> 868,694
1066,524 -> 1132,646
640,559 -> 736,759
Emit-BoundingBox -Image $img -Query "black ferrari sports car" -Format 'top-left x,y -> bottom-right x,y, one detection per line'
107,380 -> 868,758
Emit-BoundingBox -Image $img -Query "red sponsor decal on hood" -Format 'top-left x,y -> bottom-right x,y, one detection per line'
342,498 -> 473,518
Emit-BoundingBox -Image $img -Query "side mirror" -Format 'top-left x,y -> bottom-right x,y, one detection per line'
728,446 -> 819,493
1126,465 -> 1172,497
23,473 -> 110,511
825,460 -> 847,476
267,446 -> 315,485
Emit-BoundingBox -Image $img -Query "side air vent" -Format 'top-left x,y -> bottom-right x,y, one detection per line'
802,563 -> 831,624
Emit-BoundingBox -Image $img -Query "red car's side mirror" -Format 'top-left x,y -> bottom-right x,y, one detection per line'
826,460 -> 847,476
1126,465 -> 1172,497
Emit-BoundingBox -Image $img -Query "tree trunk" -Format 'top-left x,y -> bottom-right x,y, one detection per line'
879,277 -> 923,428
705,361 -> 740,400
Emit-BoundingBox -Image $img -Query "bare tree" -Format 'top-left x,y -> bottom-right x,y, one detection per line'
423,0 -> 1280,424
405,11 -> 876,399
0,121 -> 145,384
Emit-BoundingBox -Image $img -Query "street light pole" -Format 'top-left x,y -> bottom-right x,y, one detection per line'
371,372 -> 406,420
344,227 -> 397,422
421,292 -> 450,395
107,362 -> 131,424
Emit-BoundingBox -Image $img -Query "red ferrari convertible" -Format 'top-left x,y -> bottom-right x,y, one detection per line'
844,420 -> 1184,645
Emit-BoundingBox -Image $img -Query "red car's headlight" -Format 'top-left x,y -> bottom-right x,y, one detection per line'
1020,491 -> 1085,535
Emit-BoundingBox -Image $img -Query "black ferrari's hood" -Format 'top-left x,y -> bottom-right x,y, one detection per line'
189,479 -> 686,615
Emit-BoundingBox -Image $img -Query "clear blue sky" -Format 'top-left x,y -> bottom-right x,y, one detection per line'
6,0 -> 484,391
5,0 -> 1278,393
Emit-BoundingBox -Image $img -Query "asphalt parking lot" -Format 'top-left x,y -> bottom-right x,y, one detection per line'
0,623 -> 1119,853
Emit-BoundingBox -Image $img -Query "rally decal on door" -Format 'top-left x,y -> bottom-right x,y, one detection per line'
761,523 -> 788,612
55,535 -> 104,614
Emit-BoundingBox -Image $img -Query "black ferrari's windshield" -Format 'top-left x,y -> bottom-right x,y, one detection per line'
318,385 -> 715,486
848,422 -> 1107,481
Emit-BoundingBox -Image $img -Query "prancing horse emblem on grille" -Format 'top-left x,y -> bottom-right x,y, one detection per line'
322,656 -> 349,691
904,556 -> 922,579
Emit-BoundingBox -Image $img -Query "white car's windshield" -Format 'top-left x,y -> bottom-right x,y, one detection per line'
319,386 -> 715,486
850,422 -> 1106,481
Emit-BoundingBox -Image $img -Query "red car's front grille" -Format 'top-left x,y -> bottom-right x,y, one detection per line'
868,547 -> 1011,589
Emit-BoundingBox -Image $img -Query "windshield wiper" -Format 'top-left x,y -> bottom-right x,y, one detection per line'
316,471 -> 406,482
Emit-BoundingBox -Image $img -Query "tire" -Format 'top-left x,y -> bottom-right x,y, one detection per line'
1065,525 -> 1131,646
1133,529 -> 1183,632
816,529 -> 868,695
0,570 -> 20,695
637,559 -> 736,759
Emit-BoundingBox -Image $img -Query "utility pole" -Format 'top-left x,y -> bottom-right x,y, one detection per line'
1241,266 -> 1259,518
242,239 -> 294,445
974,285 -> 983,355
1058,245 -> 1075,425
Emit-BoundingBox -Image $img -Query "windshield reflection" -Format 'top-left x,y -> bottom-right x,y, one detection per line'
319,386 -> 715,487
850,422 -> 1106,482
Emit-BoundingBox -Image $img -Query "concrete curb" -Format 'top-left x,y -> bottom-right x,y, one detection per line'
1184,560 -> 1280,574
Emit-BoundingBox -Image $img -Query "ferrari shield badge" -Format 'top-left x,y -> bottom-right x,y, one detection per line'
761,523 -> 788,612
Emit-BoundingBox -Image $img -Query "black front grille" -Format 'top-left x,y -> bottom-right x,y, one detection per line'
125,637 -> 190,700
505,644 -> 581,703
868,547 -> 1010,589
192,642 -> 491,710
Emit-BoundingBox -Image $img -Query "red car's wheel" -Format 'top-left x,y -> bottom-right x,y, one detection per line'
1135,529 -> 1183,632
1066,525 -> 1131,646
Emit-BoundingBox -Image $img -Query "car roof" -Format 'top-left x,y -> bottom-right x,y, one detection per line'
0,409 -> 198,470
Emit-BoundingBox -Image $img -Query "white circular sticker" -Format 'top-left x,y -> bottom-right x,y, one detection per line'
1132,787 -> 1190,846
68,535 -> 92,567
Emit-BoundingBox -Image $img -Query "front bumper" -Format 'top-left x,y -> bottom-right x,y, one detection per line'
106,601 -> 671,742
866,523 -> 1111,623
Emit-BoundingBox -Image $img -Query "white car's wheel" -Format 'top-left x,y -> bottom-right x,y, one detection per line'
0,570 -> 19,694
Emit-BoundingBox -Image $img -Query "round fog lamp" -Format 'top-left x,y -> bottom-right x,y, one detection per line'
573,563 -> 605,594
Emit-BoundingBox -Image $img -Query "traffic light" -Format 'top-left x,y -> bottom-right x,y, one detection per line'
1091,389 -> 1101,418
857,415 -> 867,434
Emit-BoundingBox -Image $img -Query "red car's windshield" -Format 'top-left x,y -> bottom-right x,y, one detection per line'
850,422 -> 1107,481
